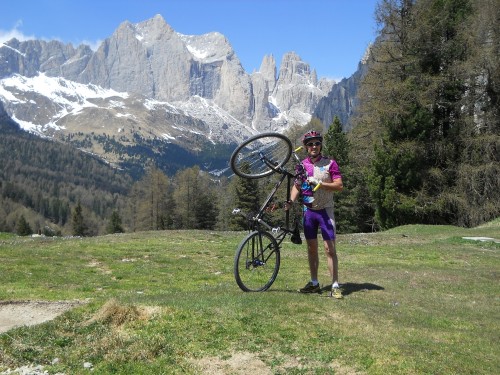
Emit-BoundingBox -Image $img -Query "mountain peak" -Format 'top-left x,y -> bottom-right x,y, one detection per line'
177,31 -> 235,64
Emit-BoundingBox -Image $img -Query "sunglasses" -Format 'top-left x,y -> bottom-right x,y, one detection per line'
306,141 -> 322,147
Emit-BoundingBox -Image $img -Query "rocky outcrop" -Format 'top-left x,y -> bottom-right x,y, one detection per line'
313,61 -> 367,129
0,38 -> 93,80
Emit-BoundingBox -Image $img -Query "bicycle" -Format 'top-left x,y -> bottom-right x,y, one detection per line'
230,132 -> 311,292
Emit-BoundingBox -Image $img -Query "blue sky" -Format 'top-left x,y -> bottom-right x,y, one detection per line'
1,0 -> 380,81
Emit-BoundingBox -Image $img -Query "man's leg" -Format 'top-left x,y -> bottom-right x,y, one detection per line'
324,239 -> 342,298
306,238 -> 319,281
300,210 -> 321,293
324,239 -> 338,285
299,238 -> 321,293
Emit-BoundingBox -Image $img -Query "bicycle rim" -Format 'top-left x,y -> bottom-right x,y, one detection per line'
234,231 -> 280,292
230,132 -> 292,179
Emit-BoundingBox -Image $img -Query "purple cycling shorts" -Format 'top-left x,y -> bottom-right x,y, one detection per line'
303,206 -> 336,240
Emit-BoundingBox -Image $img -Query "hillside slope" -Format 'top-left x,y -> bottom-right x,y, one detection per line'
0,109 -> 133,235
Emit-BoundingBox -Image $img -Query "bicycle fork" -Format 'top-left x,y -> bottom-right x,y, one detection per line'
249,233 -> 267,267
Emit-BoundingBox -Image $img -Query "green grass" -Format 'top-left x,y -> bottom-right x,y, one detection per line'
0,223 -> 499,374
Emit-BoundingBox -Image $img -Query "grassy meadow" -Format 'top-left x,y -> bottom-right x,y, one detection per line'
0,220 -> 499,374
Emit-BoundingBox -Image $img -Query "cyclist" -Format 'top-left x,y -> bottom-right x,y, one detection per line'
284,130 -> 344,298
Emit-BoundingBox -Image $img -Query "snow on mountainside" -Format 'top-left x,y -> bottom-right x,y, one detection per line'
0,73 -> 129,135
0,72 -> 255,144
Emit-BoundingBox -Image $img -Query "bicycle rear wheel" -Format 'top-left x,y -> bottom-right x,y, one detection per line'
234,230 -> 280,292
230,132 -> 292,179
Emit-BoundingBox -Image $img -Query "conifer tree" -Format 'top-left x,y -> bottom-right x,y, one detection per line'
16,215 -> 33,236
172,166 -> 200,229
323,116 -> 375,233
106,210 -> 124,234
323,116 -> 350,166
170,166 -> 220,229
163,193 -> 177,229
129,167 -> 170,231
72,201 -> 87,236
195,192 -> 219,229
215,176 -> 233,230
230,163 -> 260,230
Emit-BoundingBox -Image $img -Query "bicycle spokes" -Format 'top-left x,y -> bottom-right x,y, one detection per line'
230,133 -> 293,179
234,231 -> 280,292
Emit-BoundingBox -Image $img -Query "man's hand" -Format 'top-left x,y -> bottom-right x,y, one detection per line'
307,176 -> 320,186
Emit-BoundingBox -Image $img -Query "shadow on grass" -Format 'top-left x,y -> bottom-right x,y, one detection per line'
275,282 -> 384,296
320,282 -> 385,296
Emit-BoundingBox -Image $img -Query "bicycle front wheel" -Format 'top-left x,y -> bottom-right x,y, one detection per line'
234,231 -> 281,292
230,132 -> 292,179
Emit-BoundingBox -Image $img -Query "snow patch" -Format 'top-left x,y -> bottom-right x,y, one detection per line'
1,43 -> 26,56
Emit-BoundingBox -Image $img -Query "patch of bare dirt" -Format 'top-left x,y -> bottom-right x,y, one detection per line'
0,300 -> 81,334
192,352 -> 271,374
190,351 -> 364,375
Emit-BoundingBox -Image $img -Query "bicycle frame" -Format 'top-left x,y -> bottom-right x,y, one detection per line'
232,147 -> 303,245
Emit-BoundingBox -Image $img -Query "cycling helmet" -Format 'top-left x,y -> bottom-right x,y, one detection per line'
302,130 -> 323,145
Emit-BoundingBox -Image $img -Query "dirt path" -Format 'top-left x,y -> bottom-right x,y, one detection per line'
0,301 -> 80,334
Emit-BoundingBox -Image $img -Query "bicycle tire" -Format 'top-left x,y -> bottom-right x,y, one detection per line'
234,230 -> 281,292
230,132 -> 293,179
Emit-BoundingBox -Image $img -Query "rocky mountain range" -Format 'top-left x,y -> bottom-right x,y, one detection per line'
0,14 -> 366,175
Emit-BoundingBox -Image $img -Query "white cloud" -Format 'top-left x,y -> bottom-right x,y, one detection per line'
0,19 -> 101,51
0,20 -> 36,44
80,39 -> 102,51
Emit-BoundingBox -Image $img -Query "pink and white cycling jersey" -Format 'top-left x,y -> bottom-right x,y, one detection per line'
299,155 -> 342,210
